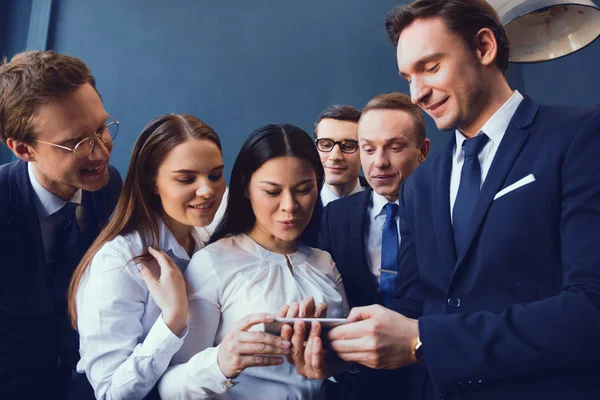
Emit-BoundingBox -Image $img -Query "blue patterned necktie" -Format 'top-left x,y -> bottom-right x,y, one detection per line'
380,203 -> 399,305
452,133 -> 489,254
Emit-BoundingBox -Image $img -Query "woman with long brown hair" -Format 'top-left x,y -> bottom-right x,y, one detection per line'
67,114 -> 226,400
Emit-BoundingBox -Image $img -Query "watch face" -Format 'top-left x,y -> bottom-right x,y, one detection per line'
414,339 -> 425,366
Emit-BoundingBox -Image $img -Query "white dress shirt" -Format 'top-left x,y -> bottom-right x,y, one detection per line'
364,191 -> 401,288
158,233 -> 349,400
320,178 -> 365,207
28,162 -> 82,261
76,217 -> 212,400
450,91 -> 524,220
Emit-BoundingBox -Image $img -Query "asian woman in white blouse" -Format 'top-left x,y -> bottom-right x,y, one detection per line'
158,124 -> 349,399
66,114 -> 227,400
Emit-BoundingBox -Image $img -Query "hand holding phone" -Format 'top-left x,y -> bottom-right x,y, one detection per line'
264,318 -> 348,339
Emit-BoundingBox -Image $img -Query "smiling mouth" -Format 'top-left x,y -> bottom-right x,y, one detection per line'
426,97 -> 448,112
189,202 -> 213,210
81,164 -> 105,174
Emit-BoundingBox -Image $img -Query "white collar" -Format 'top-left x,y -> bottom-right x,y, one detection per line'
320,178 -> 362,205
28,162 -> 82,219
454,90 -> 524,153
370,190 -> 400,220
153,216 -> 204,262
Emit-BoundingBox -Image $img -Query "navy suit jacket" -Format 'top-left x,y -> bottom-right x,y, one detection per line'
0,160 -> 121,398
319,188 -> 411,399
390,96 -> 600,399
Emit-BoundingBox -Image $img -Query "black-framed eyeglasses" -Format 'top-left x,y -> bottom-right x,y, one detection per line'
315,138 -> 359,154
35,116 -> 119,160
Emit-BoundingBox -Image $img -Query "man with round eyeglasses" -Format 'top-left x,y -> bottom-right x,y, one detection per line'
0,51 -> 122,400
313,105 -> 368,207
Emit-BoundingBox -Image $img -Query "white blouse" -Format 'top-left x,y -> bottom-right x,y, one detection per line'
76,218 -> 213,400
158,233 -> 349,400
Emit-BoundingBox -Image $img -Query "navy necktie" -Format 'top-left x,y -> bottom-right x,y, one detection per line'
453,133 -> 489,254
53,202 -> 83,301
380,203 -> 399,305
53,202 -> 84,369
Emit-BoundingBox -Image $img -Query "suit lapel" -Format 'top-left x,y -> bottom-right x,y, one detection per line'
349,189 -> 380,305
9,161 -> 45,267
452,96 -> 539,276
433,137 -> 458,271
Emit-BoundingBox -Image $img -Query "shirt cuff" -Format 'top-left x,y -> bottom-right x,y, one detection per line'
185,344 -> 234,395
141,313 -> 186,358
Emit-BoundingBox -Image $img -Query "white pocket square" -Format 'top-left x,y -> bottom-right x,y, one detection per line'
494,174 -> 536,200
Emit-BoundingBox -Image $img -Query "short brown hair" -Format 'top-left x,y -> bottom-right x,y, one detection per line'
385,0 -> 510,72
313,105 -> 361,139
361,92 -> 426,144
0,50 -> 97,145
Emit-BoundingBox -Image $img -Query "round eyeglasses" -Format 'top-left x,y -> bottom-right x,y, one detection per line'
315,138 -> 359,154
35,116 -> 119,160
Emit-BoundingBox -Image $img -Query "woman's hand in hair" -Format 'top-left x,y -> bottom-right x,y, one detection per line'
139,247 -> 188,337
217,313 -> 291,379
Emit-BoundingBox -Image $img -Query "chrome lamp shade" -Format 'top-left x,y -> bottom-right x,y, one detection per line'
488,0 -> 600,62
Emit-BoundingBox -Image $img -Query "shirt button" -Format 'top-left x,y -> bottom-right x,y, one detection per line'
447,297 -> 461,308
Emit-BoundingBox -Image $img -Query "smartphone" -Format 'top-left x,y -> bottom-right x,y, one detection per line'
264,318 -> 348,339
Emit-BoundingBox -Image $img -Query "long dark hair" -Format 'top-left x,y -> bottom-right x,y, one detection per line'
68,114 -> 222,328
210,123 -> 324,246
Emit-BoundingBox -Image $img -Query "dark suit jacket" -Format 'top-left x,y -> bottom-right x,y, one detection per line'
0,159 -> 121,399
390,96 -> 600,399
319,188 -> 411,399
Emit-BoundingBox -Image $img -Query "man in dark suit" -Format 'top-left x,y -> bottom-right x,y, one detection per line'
327,1 -> 600,399
318,92 -> 430,399
0,51 -> 122,399
313,105 -> 369,207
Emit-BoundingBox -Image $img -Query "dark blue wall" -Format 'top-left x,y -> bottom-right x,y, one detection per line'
46,0 -> 413,176
0,0 -> 33,164
2,0 -> 600,174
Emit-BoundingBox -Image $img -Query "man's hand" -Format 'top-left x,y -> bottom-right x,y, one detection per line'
327,304 -> 419,370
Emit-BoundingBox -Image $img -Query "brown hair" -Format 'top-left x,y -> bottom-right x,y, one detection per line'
361,92 -> 426,144
313,105 -> 361,139
0,50 -> 97,145
67,114 -> 222,328
385,0 -> 511,72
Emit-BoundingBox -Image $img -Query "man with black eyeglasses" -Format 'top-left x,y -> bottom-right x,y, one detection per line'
313,105 -> 368,207
317,93 -> 429,399
0,51 -> 122,400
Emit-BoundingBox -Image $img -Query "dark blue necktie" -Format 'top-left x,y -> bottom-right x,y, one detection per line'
380,203 -> 399,305
54,202 -> 84,369
453,133 -> 489,254
53,202 -> 83,300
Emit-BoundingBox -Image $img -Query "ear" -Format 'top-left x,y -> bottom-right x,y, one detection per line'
6,138 -> 36,162
474,27 -> 498,67
418,139 -> 431,163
